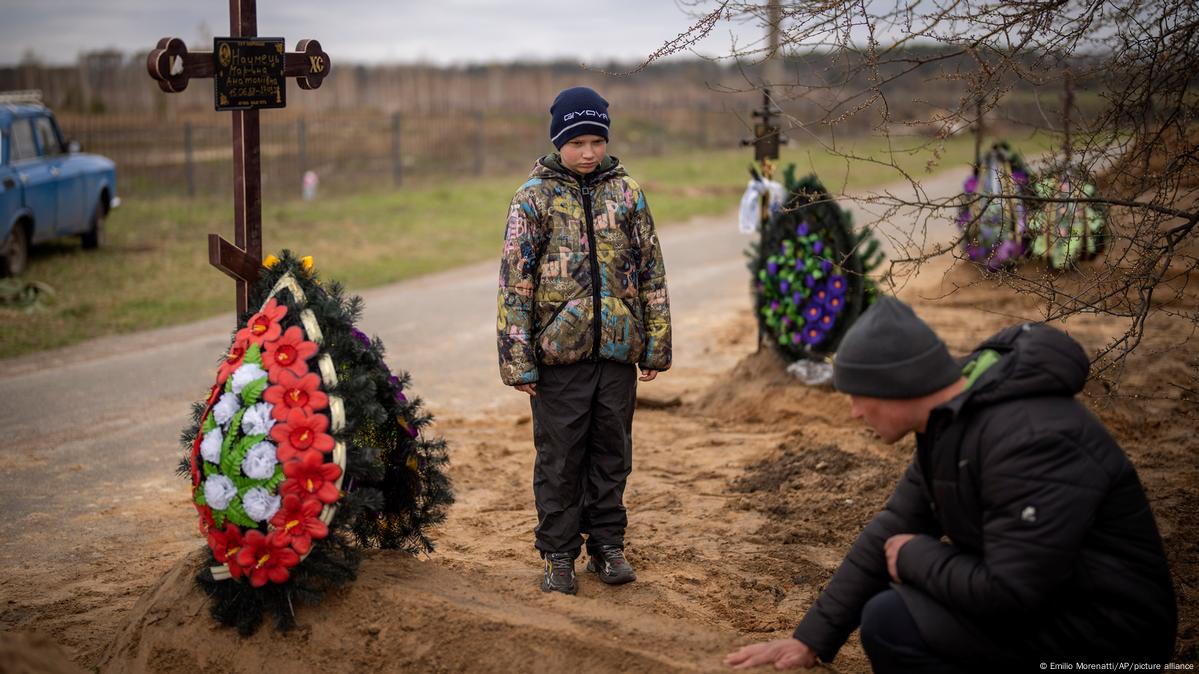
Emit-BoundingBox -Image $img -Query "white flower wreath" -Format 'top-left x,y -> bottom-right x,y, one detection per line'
204,475 -> 237,511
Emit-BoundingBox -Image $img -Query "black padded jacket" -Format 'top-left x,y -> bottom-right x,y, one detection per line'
792,323 -> 1177,667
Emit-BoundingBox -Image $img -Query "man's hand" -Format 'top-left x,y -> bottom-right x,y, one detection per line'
639,368 -> 658,382
514,383 -> 537,397
724,638 -> 817,670
885,533 -> 915,583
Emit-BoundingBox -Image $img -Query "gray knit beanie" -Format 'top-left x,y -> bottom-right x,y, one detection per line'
832,296 -> 961,398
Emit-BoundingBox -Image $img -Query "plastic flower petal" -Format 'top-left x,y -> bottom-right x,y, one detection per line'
801,325 -> 826,345
271,408 -> 335,461
217,337 -> 250,385
241,401 -> 276,437
212,392 -> 241,428
207,523 -> 247,579
828,275 -> 847,296
236,530 -> 300,587
819,313 -> 835,330
803,304 -> 823,323
236,298 -> 287,346
242,440 -> 279,479
270,494 -> 329,555
231,363 -> 268,396
243,487 -> 281,522
397,415 -> 419,439
264,326 -> 319,381
204,475 -> 237,511
263,371 -> 328,421
281,450 -> 342,504
200,426 -> 224,464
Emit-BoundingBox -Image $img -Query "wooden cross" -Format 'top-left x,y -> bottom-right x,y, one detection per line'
145,0 -> 331,316
741,88 -> 788,168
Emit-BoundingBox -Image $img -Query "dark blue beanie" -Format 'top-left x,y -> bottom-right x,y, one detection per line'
549,86 -> 610,149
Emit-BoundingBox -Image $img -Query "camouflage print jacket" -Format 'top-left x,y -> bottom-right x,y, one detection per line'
497,154 -> 672,386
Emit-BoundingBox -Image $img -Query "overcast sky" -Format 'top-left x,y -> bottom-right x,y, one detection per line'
1,1 -> 768,66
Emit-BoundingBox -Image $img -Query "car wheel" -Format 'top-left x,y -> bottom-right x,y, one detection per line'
82,199 -> 105,250
1,225 -> 30,278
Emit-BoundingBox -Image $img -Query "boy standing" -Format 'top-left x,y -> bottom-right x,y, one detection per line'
497,86 -> 672,595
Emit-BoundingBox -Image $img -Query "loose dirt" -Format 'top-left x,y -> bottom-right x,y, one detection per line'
3,240 -> 1195,674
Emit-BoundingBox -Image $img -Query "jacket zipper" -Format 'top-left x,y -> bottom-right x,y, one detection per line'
581,180 -> 602,361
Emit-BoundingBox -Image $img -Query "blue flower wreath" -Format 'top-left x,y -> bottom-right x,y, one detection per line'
751,173 -> 881,361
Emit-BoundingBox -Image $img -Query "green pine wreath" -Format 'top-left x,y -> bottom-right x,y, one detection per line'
749,172 -> 882,361
179,251 -> 452,634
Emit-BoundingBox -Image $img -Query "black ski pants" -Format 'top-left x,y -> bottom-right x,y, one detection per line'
530,360 -> 636,556
861,590 -> 969,674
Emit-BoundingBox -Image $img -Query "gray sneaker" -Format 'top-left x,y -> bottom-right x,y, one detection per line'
585,545 -> 636,585
541,552 -> 577,594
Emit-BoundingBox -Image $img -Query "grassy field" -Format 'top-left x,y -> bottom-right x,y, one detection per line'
0,130 -> 1058,358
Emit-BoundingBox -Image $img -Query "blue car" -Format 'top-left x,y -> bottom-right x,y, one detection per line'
0,93 -> 119,277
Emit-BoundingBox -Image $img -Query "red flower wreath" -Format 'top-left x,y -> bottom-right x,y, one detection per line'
280,451 -> 342,504
264,326 -> 318,382
236,298 -> 287,346
207,524 -> 248,580
269,494 -> 329,555
270,408 -> 334,461
263,370 -> 328,422
216,337 -> 250,386
235,530 -> 300,587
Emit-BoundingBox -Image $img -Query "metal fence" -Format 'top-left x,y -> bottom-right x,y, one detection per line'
56,107 -> 747,199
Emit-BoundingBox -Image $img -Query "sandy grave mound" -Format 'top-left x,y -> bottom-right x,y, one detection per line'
99,548 -> 741,674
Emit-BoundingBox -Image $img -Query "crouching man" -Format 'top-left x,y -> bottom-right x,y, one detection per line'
726,297 -> 1176,672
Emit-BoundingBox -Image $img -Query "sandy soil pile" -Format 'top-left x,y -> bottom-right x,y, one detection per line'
3,246 -> 1194,673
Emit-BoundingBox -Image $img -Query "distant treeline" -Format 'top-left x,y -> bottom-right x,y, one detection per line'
0,47 -> 1094,133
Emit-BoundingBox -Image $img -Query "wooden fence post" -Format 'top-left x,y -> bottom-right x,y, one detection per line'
392,111 -> 403,187
184,121 -> 195,198
474,110 -> 485,176
297,117 -> 308,176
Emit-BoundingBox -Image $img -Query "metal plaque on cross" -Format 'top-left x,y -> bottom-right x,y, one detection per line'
145,0 -> 331,316
214,37 -> 287,111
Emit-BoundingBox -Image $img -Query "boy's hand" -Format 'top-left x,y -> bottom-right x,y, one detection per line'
514,383 -> 537,397
639,368 -> 658,382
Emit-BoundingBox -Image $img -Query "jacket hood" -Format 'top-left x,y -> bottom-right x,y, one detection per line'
948,323 -> 1089,413
531,153 -> 625,183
